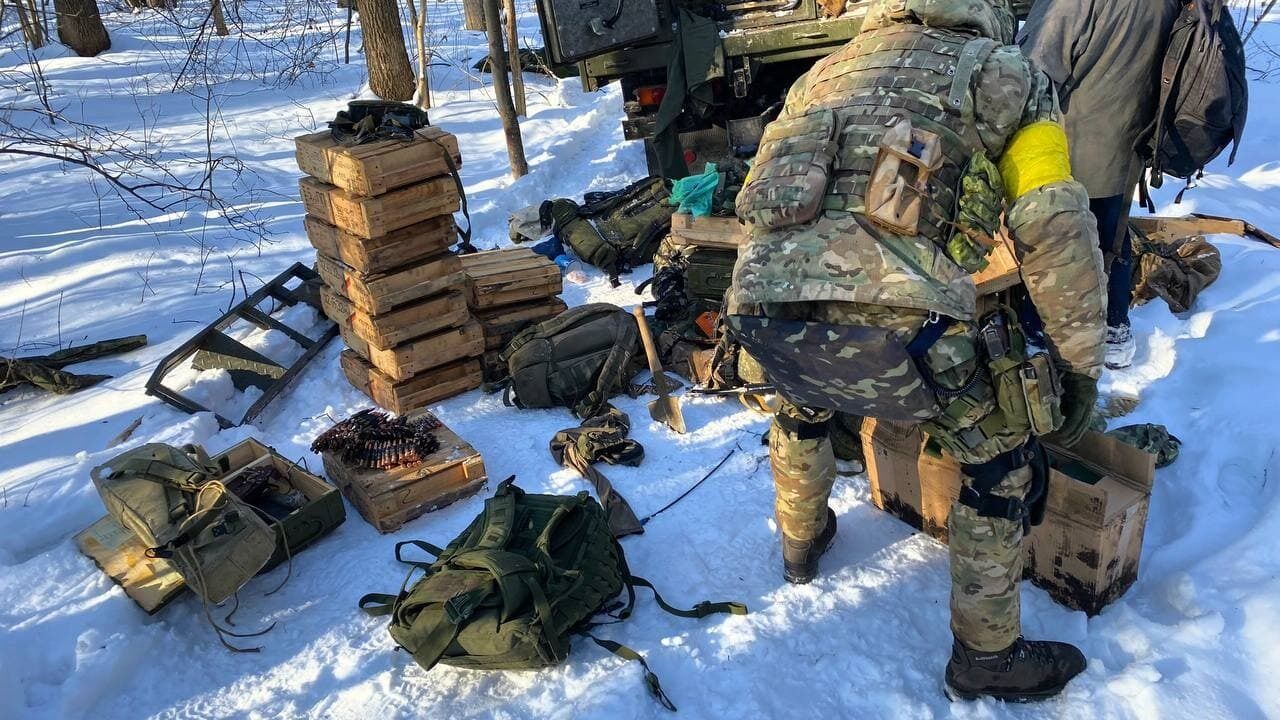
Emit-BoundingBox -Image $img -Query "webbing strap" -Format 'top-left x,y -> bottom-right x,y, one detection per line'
395,540 -> 443,569
424,135 -> 476,253
905,314 -> 955,358
948,37 -> 997,113
626,575 -> 748,619
357,593 -> 400,617
957,440 -> 1040,526
583,633 -> 678,712
773,413 -> 829,440
476,480 -> 519,551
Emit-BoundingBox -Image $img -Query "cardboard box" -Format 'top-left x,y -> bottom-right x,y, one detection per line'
861,420 -> 1155,615
75,439 -> 345,614
340,350 -> 483,414
321,410 -> 488,533
459,247 -> 563,310
314,251 -> 463,315
299,175 -> 459,239
294,126 -> 461,197
340,318 -> 484,382
304,214 -> 456,275
472,296 -> 568,351
320,285 -> 470,352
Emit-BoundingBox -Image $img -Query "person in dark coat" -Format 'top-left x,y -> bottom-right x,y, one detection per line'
1019,0 -> 1181,368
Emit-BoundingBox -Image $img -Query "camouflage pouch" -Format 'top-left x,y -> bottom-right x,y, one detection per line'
736,109 -> 840,229
726,314 -> 941,422
865,116 -> 943,236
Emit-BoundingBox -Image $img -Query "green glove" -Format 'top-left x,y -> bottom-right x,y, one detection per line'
947,153 -> 1005,272
1048,372 -> 1098,447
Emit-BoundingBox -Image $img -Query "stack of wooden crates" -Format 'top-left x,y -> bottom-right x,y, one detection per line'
460,247 -> 567,382
294,126 -> 484,414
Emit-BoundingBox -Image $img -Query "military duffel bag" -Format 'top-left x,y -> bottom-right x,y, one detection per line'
359,478 -> 747,709
499,303 -> 641,418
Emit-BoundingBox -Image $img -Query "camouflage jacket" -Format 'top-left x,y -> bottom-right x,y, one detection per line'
732,0 -> 1107,378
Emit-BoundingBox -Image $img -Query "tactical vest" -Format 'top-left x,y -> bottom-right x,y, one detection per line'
806,25 -> 993,249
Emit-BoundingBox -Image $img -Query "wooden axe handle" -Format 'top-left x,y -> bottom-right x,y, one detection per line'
632,306 -> 671,395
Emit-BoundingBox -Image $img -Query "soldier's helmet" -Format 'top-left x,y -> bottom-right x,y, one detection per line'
861,0 -> 1016,44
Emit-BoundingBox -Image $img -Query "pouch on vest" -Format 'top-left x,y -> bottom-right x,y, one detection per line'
725,314 -> 942,422
865,116 -> 943,236
736,108 -> 840,230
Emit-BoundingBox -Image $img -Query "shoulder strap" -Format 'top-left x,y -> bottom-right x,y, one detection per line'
573,311 -> 639,418
423,135 -> 476,253
582,632 -> 679,712
948,37 -> 997,115
474,478 -> 520,550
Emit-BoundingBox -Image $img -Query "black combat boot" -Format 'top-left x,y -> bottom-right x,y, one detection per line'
782,508 -> 837,584
944,636 -> 1086,702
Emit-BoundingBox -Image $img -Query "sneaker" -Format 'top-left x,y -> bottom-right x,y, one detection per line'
1105,324 -> 1136,369
944,635 -> 1086,703
782,508 -> 837,584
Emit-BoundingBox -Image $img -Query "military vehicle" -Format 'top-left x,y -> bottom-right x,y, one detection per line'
533,0 -> 1030,178
534,0 -> 869,176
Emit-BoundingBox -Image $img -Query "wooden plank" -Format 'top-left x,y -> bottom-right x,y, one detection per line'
972,235 -> 1020,296
75,516 -> 186,614
340,350 -> 483,414
320,285 -> 469,350
299,176 -> 458,238
1130,215 -> 1244,243
304,214 -> 456,275
294,126 -> 462,197
669,214 -> 746,251
315,252 -> 464,315
340,318 -> 484,381
473,297 -> 567,350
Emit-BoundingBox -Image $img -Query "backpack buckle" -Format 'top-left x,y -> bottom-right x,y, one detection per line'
444,590 -> 481,625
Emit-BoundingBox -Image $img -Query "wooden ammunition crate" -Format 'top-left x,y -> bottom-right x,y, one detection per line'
459,247 -> 563,309
294,126 -> 461,197
300,175 -> 458,239
473,296 -> 568,351
320,285 -> 469,351
340,350 -> 483,414
75,439 -> 344,614
340,318 -> 484,381
305,214 -> 456,275
315,252 -> 463,315
322,410 -> 488,533
669,214 -> 746,251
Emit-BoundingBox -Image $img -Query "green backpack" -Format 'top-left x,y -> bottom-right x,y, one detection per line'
500,303 -> 641,418
359,478 -> 747,709
544,177 -> 674,285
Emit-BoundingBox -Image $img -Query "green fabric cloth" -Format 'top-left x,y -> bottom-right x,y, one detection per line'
1107,423 -> 1181,468
653,8 -> 720,180
1,335 -> 147,394
549,408 -> 645,537
670,163 -> 720,217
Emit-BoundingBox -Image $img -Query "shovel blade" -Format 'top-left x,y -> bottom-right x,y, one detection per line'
648,397 -> 687,435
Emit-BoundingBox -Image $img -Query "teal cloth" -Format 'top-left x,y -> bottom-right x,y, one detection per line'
669,163 -> 719,217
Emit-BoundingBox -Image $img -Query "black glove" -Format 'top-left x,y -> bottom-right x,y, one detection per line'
1048,371 -> 1098,447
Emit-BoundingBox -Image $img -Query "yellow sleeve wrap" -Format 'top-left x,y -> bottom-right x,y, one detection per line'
997,121 -> 1073,202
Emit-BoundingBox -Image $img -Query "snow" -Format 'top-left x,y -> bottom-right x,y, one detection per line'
2,4 -> 1280,720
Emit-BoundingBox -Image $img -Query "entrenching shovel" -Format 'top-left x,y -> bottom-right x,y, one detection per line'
632,306 -> 687,434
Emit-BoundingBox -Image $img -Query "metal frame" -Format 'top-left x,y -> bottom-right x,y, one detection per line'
146,263 -> 338,429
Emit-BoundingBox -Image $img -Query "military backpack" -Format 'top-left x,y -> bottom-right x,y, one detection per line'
359,478 -> 746,709
500,303 -> 642,418
1138,0 -> 1247,199
544,177 -> 675,285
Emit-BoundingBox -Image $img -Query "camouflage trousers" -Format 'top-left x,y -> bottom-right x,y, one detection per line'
764,300 -> 1032,651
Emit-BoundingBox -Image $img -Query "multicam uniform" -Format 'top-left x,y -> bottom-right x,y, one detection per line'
729,0 -> 1105,651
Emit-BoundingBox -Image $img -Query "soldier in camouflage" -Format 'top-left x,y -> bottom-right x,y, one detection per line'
727,0 -> 1106,702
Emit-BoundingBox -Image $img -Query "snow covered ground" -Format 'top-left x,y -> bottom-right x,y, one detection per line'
2,4 -> 1280,719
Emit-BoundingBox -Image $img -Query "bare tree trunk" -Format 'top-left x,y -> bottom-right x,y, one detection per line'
461,0 -> 484,31
502,0 -> 525,116
413,0 -> 431,108
358,0 -> 415,101
211,0 -> 229,36
15,0 -> 46,48
482,0 -> 526,178
53,0 -> 110,56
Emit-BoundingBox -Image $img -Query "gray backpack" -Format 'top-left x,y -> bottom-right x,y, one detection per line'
500,304 -> 641,418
